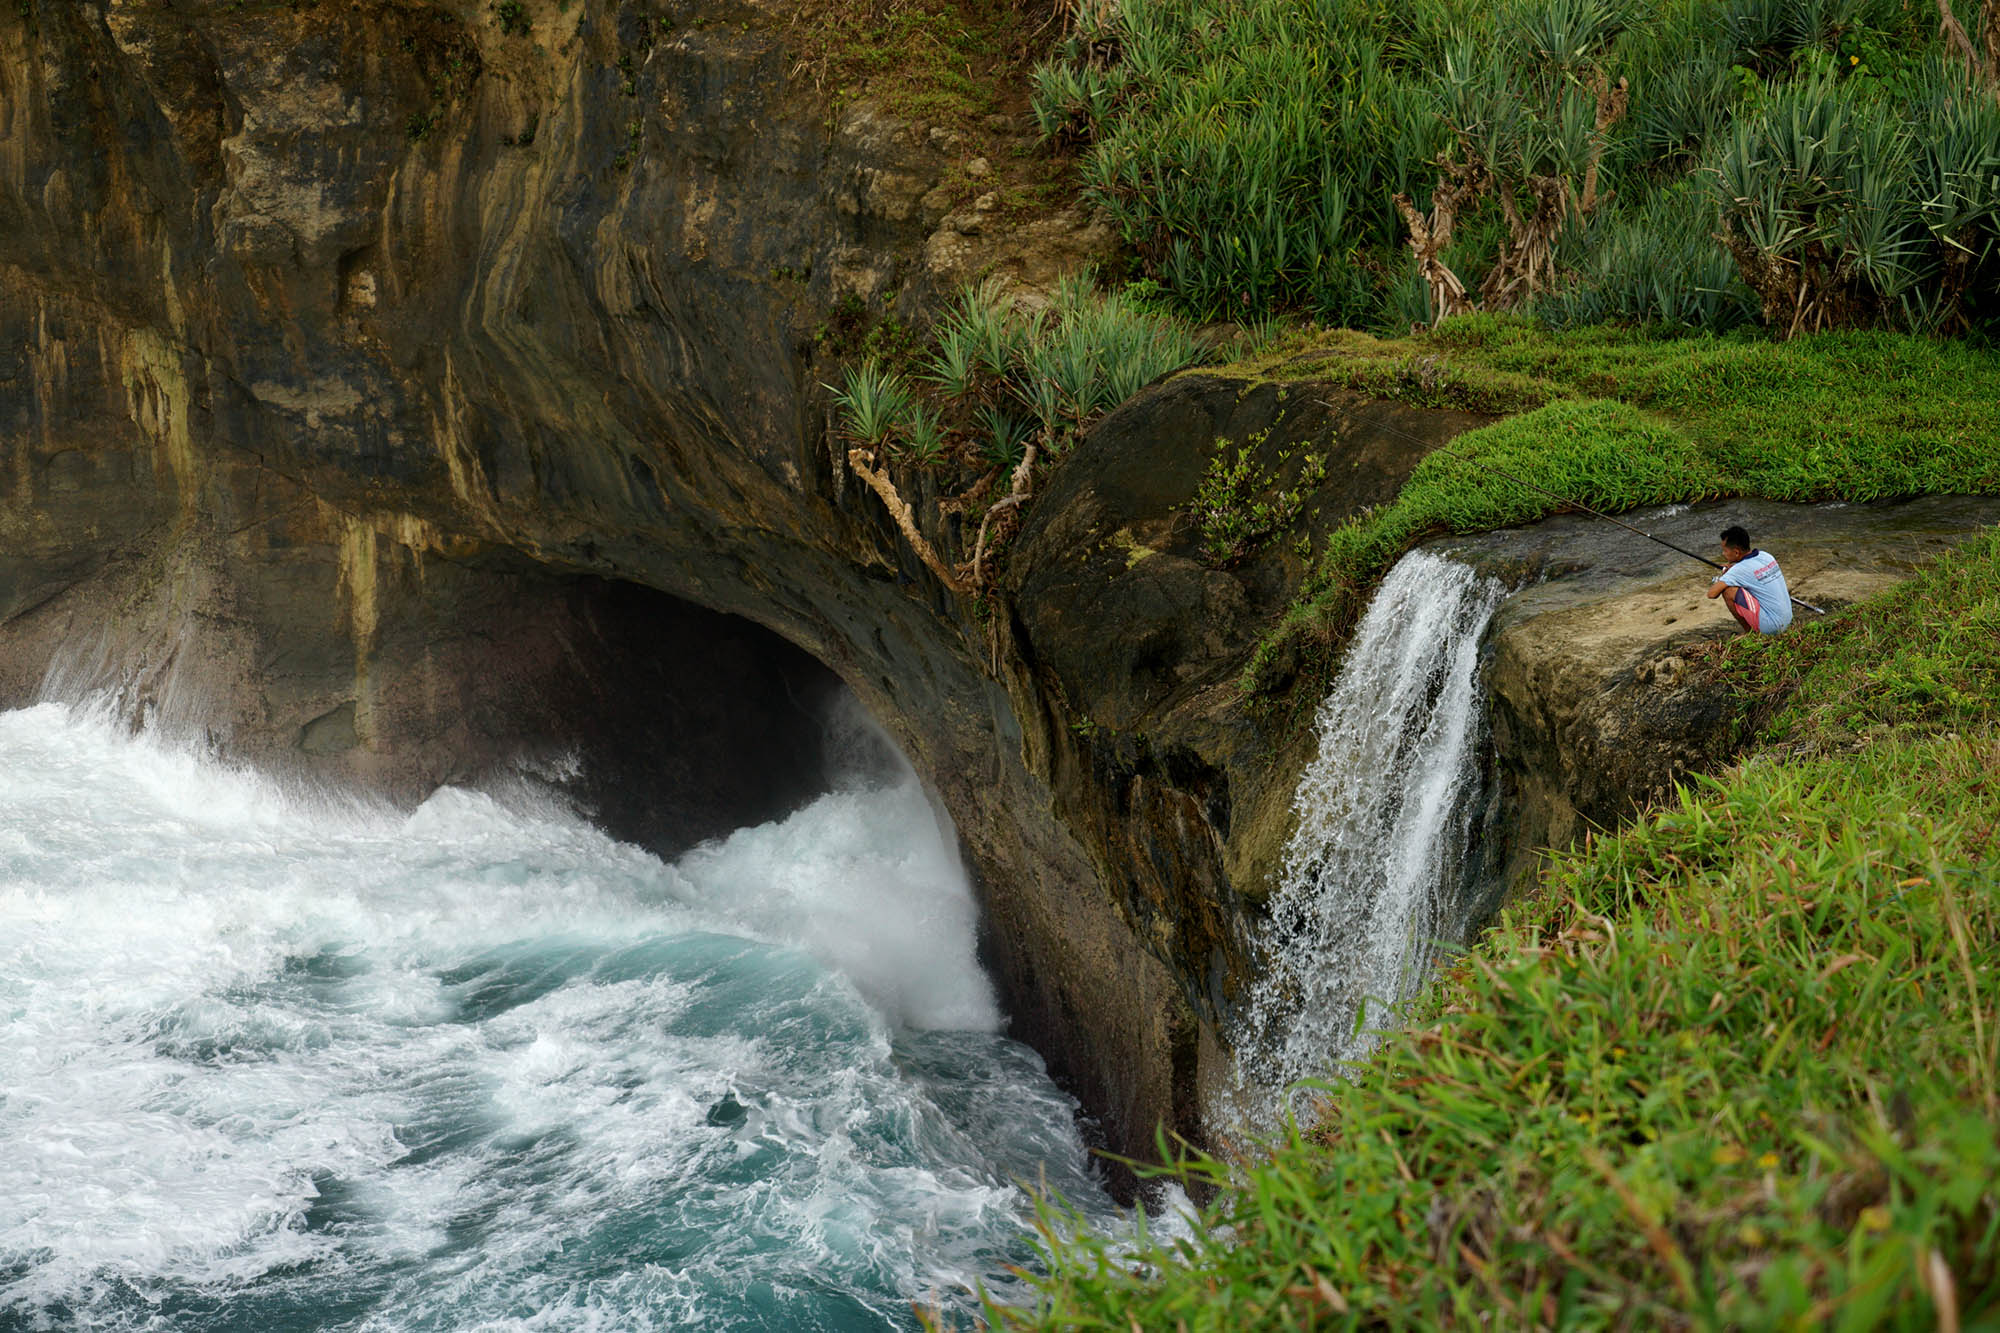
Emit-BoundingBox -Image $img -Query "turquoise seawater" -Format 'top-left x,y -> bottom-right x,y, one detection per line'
0,702 -> 1117,1331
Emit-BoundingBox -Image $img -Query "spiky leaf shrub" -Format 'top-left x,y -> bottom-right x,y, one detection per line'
1713,64 -> 2000,334
839,278 -> 1207,467
895,401 -> 947,465
977,404 -> 1034,470
832,360 -> 912,447
1032,0 -> 1959,335
925,321 -> 979,402
1540,188 -> 1758,330
1906,65 -> 2000,330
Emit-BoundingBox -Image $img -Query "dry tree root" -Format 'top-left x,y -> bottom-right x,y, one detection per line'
1938,0 -> 2000,93
1398,74 -> 1629,324
847,447 -> 971,595
937,464 -> 1000,519
968,443 -> 1037,589
1393,153 -> 1483,327
1480,76 -> 1628,310
845,440 -> 1044,684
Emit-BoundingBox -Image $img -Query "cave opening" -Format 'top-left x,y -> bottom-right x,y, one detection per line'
510,575 -> 861,860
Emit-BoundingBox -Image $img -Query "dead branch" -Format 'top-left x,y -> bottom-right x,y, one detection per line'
1576,75 -> 1630,219
1394,152 -> 1483,326
848,446 -> 971,595
969,442 -> 1038,587
1481,76 -> 1629,311
937,463 -> 1000,518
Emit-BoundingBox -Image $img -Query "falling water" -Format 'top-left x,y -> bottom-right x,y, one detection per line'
1239,549 -> 1507,1123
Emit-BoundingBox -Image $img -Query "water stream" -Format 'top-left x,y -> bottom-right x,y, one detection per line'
1239,550 -> 1507,1124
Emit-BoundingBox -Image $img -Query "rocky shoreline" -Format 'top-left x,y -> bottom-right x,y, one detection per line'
6,1 -> 1997,1183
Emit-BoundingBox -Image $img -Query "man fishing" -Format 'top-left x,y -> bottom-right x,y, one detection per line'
1707,526 -> 1793,635
1414,438 -> 1826,622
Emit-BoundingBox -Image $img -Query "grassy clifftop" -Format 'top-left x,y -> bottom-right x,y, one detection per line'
1233,316 -> 2000,697
1000,528 -> 2000,1330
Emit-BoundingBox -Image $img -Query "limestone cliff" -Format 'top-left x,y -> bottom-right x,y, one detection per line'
0,0 -> 1180,1172
5,0 -> 1997,1181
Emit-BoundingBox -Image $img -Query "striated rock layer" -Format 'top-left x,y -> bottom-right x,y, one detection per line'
5,1 -> 1997,1178
0,0 -> 1176,1181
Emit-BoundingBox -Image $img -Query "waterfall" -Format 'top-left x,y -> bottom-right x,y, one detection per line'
1239,549 -> 1506,1123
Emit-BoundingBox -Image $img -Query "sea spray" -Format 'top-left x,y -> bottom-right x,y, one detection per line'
0,699 -> 1113,1331
1239,550 -> 1506,1124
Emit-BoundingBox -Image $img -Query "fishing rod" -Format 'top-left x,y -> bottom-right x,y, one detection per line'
1428,441 -> 1724,570
1313,394 -> 1828,616
1422,441 -> 1828,615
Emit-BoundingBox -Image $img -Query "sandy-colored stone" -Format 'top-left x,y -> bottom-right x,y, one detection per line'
1451,495 -> 2000,888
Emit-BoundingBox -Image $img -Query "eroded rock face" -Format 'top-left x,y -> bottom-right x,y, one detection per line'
1005,374 -> 1497,1126
1,0 -> 1173,1174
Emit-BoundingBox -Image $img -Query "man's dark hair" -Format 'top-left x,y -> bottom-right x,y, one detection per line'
1720,525 -> 1751,551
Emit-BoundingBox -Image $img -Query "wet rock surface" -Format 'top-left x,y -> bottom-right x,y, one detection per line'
4,0 -> 1997,1174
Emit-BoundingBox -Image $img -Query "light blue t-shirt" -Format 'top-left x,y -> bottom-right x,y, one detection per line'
1719,549 -> 1793,633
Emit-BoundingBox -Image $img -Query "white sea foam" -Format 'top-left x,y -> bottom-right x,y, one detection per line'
0,699 -> 1105,1329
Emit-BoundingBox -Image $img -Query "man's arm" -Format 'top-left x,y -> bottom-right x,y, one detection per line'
1707,579 -> 1728,599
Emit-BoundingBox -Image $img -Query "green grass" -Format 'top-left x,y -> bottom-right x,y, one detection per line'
1723,531 -> 2000,745
1243,318 -> 2000,697
1000,530 -> 2000,1331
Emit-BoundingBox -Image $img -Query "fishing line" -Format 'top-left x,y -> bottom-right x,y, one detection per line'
1313,400 -> 1828,615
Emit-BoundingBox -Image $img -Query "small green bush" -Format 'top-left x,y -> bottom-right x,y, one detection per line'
832,277 -> 1206,468
1190,435 -> 1329,566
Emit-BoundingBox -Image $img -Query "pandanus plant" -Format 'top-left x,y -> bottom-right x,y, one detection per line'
841,276 -> 1205,473
1908,63 -> 2000,329
1398,7 -> 1633,325
831,361 -> 912,450
1538,186 -> 1757,330
1712,73 -> 1942,335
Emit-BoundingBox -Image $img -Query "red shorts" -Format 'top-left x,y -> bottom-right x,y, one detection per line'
1725,586 -> 1763,632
